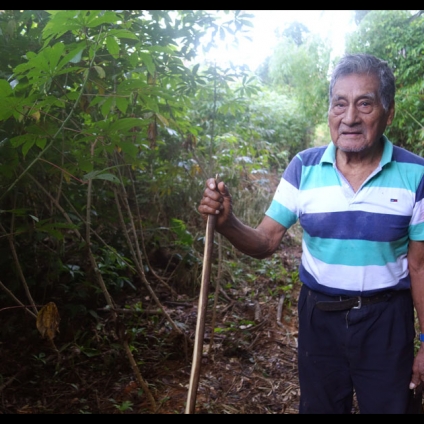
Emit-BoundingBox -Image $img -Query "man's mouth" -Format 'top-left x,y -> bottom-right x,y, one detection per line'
340,131 -> 362,135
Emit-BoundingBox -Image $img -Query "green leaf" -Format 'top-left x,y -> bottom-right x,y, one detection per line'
0,79 -> 13,97
108,117 -> 145,133
89,173 -> 120,183
83,170 -> 120,184
192,63 -> 200,75
170,218 -> 193,246
10,134 -> 34,148
34,221 -> 74,240
106,35 -> 120,59
139,94 -> 159,113
115,96 -> 128,114
69,49 -> 83,64
42,10 -> 82,44
117,79 -> 148,94
59,43 -> 86,67
35,138 -> 47,150
80,348 -> 100,358
88,96 -> 105,108
93,65 -> 106,79
22,138 -> 35,157
43,42 -> 65,72
101,96 -> 114,117
84,11 -> 119,28
156,113 -> 169,126
117,141 -> 139,159
139,52 -> 156,76
108,29 -> 139,40
0,98 -> 20,121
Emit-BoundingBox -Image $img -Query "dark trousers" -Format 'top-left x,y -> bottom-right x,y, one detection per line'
297,285 -> 415,414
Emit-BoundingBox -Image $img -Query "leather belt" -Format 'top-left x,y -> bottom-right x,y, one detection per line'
315,291 -> 393,311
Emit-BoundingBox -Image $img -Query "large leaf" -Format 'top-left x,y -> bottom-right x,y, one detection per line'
170,218 -> 193,246
0,97 -> 20,121
84,10 -> 120,28
58,42 -> 86,67
106,35 -> 120,59
139,52 -> 156,76
0,79 -> 13,97
108,29 -> 139,40
83,169 -> 120,184
117,140 -> 139,159
43,10 -> 83,44
108,117 -> 146,133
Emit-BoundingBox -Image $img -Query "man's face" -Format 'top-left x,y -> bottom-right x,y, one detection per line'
328,73 -> 394,153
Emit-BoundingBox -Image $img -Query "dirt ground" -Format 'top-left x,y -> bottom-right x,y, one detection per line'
0,240 -> 307,415
157,247 -> 304,415
1,237 -> 422,414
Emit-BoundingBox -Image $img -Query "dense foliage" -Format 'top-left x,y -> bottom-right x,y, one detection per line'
0,9 -> 311,326
346,10 -> 424,154
1,9 -> 423,414
0,11 -> 308,411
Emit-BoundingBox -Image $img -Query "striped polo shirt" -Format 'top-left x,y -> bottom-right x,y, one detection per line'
265,136 -> 424,296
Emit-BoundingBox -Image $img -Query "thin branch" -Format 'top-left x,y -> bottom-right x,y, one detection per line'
402,108 -> 424,129
27,172 -> 116,314
112,185 -> 183,336
122,339 -> 156,412
0,222 -> 38,315
125,162 -> 178,298
39,158 -> 85,184
60,192 -> 140,276
84,140 -> 116,316
55,125 -> 65,203
0,279 -> 37,319
0,367 -> 28,394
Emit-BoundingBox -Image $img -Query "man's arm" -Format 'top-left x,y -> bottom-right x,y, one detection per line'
218,214 -> 287,259
407,240 -> 424,389
198,178 -> 287,259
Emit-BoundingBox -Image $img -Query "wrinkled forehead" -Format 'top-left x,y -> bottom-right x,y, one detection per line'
331,73 -> 381,99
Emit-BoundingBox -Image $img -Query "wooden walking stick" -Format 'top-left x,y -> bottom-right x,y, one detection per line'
185,176 -> 218,414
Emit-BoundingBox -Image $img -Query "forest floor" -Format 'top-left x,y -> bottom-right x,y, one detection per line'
0,235 -> 309,414
1,224 -> 421,414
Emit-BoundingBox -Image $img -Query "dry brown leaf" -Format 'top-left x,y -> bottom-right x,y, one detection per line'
36,302 -> 60,340
147,121 -> 157,148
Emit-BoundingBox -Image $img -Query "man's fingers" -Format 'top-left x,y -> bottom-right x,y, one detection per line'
199,202 -> 221,215
206,177 -> 218,191
409,372 -> 424,390
199,179 -> 229,221
217,181 -> 229,196
205,177 -> 229,196
199,190 -> 222,215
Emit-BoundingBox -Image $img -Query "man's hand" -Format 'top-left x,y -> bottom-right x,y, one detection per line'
410,344 -> 424,389
198,178 -> 233,231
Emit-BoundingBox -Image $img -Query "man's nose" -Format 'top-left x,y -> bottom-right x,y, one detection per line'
342,105 -> 359,125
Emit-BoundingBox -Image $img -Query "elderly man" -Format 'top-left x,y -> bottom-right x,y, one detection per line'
198,54 -> 424,414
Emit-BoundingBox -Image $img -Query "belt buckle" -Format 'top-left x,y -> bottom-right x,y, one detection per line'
352,296 -> 362,309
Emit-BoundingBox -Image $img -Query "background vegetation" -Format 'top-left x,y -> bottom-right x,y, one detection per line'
0,9 -> 422,414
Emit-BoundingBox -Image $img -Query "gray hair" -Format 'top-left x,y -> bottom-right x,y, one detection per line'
329,54 -> 395,112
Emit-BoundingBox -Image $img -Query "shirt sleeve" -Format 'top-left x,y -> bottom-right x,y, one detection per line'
265,155 -> 301,229
409,175 -> 424,241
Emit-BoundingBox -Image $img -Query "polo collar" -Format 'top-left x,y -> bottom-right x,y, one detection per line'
320,135 -> 393,167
